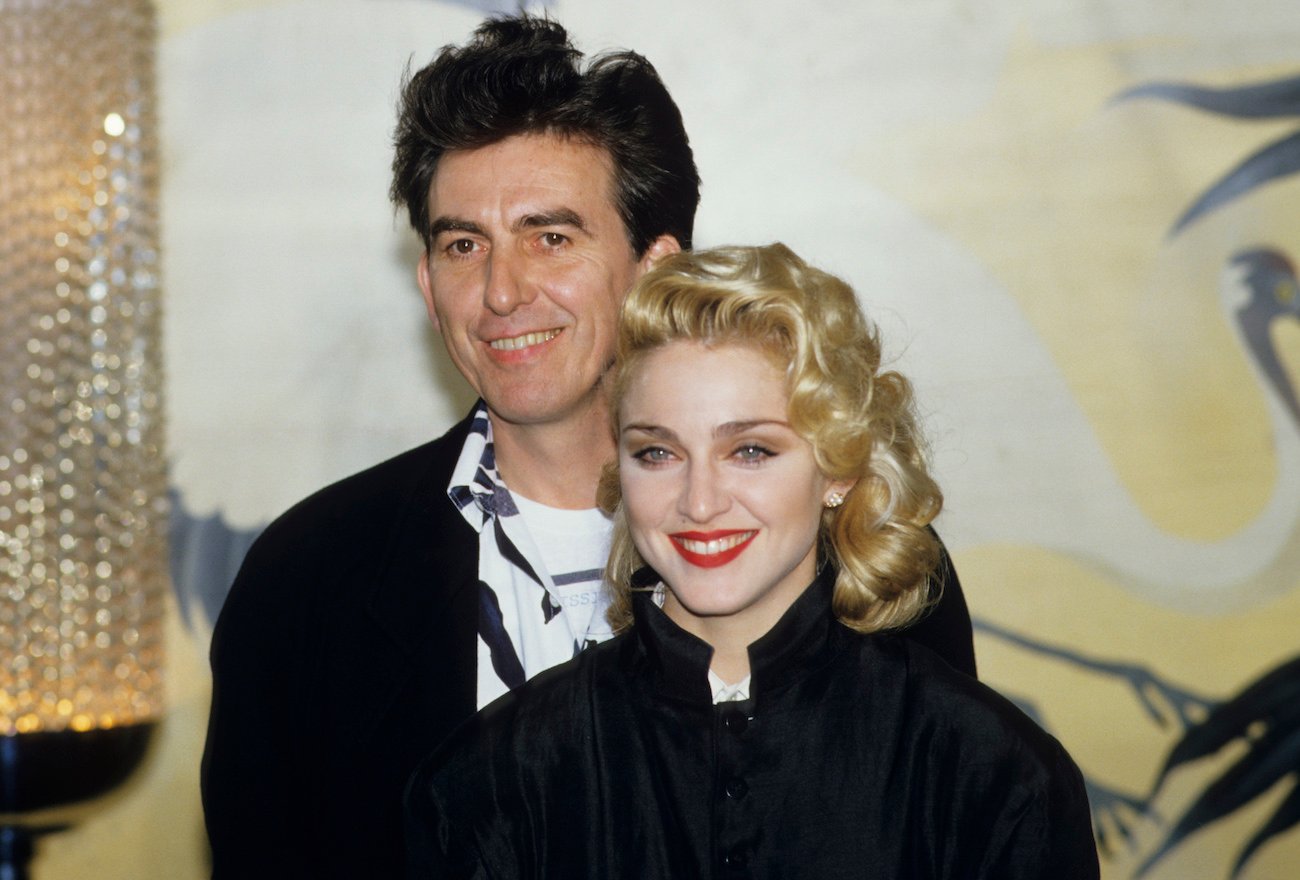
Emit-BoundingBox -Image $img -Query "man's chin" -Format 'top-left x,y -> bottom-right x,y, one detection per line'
481,391 -> 609,432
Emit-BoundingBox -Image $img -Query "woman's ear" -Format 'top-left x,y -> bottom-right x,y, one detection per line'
824,478 -> 858,509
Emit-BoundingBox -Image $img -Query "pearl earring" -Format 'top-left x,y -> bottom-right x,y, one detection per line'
824,491 -> 845,509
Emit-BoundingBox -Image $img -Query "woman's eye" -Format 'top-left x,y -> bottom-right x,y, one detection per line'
734,444 -> 775,463
632,446 -> 673,464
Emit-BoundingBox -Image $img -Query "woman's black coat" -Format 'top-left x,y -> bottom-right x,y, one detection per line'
406,570 -> 1098,879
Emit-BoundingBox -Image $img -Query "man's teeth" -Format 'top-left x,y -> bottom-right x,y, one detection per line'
490,329 -> 560,351
678,532 -> 754,555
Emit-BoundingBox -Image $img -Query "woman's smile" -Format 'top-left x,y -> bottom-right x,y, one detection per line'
668,529 -> 758,567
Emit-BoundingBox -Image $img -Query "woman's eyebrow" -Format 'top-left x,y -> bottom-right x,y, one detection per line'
621,420 -> 791,439
714,419 -> 790,438
621,423 -> 675,440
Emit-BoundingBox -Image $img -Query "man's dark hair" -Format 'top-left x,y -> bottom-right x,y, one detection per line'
390,14 -> 700,257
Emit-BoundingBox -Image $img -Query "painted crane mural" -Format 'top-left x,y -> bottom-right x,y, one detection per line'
1112,73 -> 1300,879
1117,75 -> 1300,430
969,71 -> 1300,877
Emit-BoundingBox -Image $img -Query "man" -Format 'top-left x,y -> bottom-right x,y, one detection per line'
201,14 -> 975,878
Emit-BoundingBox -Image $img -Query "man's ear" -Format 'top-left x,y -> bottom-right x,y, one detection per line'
416,252 -> 440,331
636,234 -> 682,275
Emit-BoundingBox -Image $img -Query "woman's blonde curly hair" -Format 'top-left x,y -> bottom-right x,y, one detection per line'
599,243 -> 943,634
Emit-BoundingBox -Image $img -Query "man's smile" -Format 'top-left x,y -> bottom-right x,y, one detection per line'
488,328 -> 562,351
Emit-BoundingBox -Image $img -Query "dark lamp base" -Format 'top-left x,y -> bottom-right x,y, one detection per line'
0,723 -> 155,816
0,723 -> 156,879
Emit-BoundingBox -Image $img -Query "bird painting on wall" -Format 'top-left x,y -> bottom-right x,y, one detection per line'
1228,248 -> 1300,431
1115,74 -> 1300,434
1133,655 -> 1300,879
1097,73 -> 1300,879
966,70 -> 1300,879
1113,75 -> 1300,237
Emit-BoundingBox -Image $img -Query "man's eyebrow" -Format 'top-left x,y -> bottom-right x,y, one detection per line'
516,209 -> 587,233
428,217 -> 486,240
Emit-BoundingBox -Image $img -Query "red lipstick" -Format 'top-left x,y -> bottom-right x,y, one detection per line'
668,529 -> 757,568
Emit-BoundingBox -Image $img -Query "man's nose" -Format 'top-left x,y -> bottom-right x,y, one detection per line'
483,249 -> 537,316
677,460 -> 730,523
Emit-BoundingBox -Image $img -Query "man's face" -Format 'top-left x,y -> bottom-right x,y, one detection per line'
418,133 -> 677,430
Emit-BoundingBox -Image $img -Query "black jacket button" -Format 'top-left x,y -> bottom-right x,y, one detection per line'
723,848 -> 748,869
723,710 -> 749,734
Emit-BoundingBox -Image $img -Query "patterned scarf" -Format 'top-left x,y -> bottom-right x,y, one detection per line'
448,403 -> 610,706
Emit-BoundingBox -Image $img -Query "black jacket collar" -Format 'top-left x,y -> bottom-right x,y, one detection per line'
630,565 -> 843,707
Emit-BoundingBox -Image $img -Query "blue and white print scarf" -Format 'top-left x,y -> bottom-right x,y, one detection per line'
448,403 -> 603,708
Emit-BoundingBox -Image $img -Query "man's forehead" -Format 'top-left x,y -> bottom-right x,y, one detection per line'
426,133 -> 618,216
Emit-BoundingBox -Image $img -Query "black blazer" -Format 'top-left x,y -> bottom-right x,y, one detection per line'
201,411 -> 976,879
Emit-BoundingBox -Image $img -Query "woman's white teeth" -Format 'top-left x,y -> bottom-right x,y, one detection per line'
490,329 -> 560,351
679,532 -> 753,555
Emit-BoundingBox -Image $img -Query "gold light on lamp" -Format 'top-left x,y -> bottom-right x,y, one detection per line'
1,0 -> 166,875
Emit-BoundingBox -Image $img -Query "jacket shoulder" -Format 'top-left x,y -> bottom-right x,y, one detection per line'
881,636 -> 1078,778
885,639 -> 1098,876
215,416 -> 472,622
252,417 -> 468,558
267,421 -> 467,545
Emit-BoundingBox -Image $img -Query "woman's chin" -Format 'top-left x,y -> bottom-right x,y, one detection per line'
663,585 -> 753,624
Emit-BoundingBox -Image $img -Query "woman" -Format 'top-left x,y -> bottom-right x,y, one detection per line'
405,244 -> 1099,878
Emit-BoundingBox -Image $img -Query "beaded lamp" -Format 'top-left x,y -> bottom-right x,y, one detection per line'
1,1 -> 166,875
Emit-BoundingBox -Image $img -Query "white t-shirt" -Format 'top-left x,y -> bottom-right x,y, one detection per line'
510,493 -> 613,648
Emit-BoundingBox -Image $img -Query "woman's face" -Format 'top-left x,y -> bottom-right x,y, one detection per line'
618,340 -> 851,643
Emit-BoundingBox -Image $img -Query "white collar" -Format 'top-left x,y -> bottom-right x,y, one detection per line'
708,668 -> 752,704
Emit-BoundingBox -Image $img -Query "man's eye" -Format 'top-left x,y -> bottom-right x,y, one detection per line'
447,239 -> 477,255
540,232 -> 568,248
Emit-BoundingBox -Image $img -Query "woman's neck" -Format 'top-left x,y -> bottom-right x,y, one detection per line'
660,558 -> 820,686
661,597 -> 766,685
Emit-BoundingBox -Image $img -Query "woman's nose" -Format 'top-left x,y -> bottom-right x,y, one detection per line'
677,460 -> 730,523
